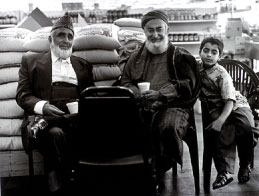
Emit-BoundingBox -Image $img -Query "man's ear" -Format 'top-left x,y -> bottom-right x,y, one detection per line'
48,36 -> 52,43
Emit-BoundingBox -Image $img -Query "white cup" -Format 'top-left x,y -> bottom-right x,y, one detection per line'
66,102 -> 78,114
137,82 -> 150,93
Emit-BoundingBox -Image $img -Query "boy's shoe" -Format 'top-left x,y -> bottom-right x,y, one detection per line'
238,165 -> 251,183
212,171 -> 233,190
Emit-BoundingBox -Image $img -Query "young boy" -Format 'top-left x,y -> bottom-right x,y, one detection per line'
198,37 -> 259,189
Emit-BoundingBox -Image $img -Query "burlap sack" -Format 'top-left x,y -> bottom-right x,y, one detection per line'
0,66 -> 20,84
23,26 -> 51,52
0,82 -> 18,99
0,28 -> 31,52
93,65 -> 121,81
114,18 -> 142,28
72,49 -> 120,64
0,136 -> 23,150
73,35 -> 121,51
0,119 -> 22,136
0,52 -> 24,65
0,99 -> 24,118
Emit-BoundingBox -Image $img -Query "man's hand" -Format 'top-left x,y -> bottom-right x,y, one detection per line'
142,90 -> 160,101
43,103 -> 65,117
151,101 -> 163,110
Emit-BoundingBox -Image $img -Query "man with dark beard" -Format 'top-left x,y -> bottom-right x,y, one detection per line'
16,15 -> 94,195
120,9 -> 200,195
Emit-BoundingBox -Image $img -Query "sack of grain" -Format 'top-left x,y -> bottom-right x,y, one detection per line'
0,136 -> 23,150
94,79 -> 117,87
0,119 -> 22,136
73,35 -> 121,51
0,82 -> 18,100
0,99 -> 24,118
0,52 -> 24,65
23,26 -> 51,52
93,64 -> 121,81
0,66 -> 20,84
72,49 -> 120,64
75,23 -> 119,40
114,18 -> 142,28
118,26 -> 144,32
0,27 -> 31,52
117,29 -> 145,42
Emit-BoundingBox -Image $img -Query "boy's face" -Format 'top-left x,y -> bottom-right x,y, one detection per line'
200,42 -> 220,68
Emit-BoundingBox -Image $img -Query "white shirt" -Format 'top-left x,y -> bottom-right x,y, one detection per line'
34,52 -> 78,114
51,53 -> 78,85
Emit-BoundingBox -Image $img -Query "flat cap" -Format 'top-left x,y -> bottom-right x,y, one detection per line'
141,9 -> 168,28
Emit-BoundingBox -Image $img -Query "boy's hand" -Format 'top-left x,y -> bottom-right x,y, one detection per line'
206,119 -> 224,132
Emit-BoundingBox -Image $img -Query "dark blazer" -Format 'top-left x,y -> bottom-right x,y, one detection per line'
16,51 -> 95,115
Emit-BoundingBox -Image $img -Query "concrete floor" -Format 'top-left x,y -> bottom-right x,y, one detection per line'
1,113 -> 259,196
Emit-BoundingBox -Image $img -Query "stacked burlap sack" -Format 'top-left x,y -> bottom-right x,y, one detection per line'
72,24 -> 122,86
0,27 -> 32,151
114,18 -> 143,32
116,21 -> 146,72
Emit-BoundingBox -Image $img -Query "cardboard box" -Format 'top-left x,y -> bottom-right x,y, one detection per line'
222,36 -> 249,54
225,18 -> 242,37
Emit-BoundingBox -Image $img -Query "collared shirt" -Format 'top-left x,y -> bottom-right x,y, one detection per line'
200,62 -> 250,111
51,53 -> 78,85
34,52 -> 78,114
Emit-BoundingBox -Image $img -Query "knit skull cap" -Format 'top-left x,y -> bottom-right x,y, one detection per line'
141,9 -> 168,28
51,15 -> 74,34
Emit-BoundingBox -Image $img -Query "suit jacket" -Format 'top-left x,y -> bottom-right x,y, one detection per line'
16,51 -> 95,115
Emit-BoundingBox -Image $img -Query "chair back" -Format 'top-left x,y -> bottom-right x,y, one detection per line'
78,86 -> 144,159
218,59 -> 259,98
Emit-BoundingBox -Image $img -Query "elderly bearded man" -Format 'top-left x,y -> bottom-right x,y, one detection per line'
120,9 -> 200,195
16,15 -> 94,195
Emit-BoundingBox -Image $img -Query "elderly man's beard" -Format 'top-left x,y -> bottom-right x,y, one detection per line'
50,42 -> 73,59
145,35 -> 169,54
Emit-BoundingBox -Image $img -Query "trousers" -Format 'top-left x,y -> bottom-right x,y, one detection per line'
36,82 -> 79,179
213,107 -> 258,173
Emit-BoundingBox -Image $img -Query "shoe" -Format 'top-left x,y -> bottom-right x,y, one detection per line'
155,181 -> 165,196
48,170 -> 63,193
212,171 -> 233,190
238,165 -> 251,183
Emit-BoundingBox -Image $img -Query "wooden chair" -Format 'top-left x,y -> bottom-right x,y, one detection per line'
201,59 -> 259,192
77,86 -> 156,196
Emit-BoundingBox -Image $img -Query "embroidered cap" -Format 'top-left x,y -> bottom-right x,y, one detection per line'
51,15 -> 74,34
141,9 -> 168,28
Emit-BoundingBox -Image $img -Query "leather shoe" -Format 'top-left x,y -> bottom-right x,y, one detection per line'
155,181 -> 165,196
48,170 -> 62,193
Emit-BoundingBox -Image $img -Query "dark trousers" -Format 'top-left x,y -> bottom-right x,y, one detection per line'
37,82 -> 79,180
214,107 -> 257,173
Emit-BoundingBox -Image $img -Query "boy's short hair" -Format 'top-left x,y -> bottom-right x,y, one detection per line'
199,36 -> 224,56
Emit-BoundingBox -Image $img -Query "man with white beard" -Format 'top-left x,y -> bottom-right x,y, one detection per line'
16,15 -> 94,195
120,9 -> 200,195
